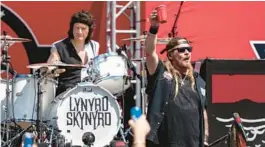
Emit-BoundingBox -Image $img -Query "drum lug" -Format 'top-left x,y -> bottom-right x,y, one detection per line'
16,92 -> 23,96
51,100 -> 57,103
52,116 -> 58,120
83,87 -> 92,92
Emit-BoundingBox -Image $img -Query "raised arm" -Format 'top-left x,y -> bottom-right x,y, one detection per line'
145,11 -> 161,75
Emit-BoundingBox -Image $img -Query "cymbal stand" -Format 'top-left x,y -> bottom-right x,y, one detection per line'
34,70 -> 45,143
2,31 -> 12,145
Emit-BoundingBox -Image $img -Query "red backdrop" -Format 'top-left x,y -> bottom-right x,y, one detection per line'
2,1 -> 265,73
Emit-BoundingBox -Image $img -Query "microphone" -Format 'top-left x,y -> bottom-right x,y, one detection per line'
233,113 -> 247,142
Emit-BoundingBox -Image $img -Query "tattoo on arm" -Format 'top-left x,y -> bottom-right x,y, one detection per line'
47,47 -> 61,63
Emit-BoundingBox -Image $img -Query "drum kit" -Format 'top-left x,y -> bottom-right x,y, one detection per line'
0,33 -> 170,147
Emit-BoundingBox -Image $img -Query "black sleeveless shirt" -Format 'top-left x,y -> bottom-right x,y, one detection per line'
54,38 -> 83,96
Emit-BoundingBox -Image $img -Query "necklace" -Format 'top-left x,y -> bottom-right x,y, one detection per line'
180,73 -> 188,86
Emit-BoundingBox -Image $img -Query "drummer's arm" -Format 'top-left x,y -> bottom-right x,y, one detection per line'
46,47 -> 65,77
47,47 -> 61,64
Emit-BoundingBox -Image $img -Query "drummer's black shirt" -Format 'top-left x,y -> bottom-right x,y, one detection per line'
54,38 -> 83,96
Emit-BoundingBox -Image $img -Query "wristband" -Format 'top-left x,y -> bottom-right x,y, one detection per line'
149,26 -> 159,34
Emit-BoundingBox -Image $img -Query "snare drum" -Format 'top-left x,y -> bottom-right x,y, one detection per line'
45,83 -> 121,147
92,52 -> 130,95
9,74 -> 57,127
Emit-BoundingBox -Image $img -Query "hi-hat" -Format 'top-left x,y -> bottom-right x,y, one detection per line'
1,36 -> 32,42
122,35 -> 171,44
27,63 -> 87,69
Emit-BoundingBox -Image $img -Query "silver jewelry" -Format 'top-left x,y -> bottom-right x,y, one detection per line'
180,74 -> 187,86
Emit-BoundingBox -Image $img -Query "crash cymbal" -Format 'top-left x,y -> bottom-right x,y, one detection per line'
121,35 -> 147,41
27,63 -> 87,69
1,36 -> 31,42
122,35 -> 171,44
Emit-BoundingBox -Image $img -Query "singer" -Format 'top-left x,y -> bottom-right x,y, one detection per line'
47,10 -> 99,96
143,10 -> 209,147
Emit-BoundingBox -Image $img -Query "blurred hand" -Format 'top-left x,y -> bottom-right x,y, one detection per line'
128,115 -> 150,142
46,68 -> 66,78
149,10 -> 160,27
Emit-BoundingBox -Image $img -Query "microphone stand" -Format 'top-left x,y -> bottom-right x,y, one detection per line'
170,1 -> 184,37
117,45 -> 142,82
208,133 -> 230,147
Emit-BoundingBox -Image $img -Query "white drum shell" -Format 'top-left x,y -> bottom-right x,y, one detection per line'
92,53 -> 130,95
45,83 -> 121,147
10,74 -> 56,123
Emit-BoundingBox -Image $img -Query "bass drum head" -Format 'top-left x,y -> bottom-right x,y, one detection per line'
46,83 -> 121,147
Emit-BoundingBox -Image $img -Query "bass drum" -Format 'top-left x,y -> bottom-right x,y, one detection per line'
45,83 -> 121,147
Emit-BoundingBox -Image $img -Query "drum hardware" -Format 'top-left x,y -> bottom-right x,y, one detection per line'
1,124 -> 34,146
115,44 -> 147,144
82,132 -> 95,147
1,31 -> 19,144
116,45 -> 142,82
116,43 -> 148,114
0,36 -> 32,42
34,69 -> 52,143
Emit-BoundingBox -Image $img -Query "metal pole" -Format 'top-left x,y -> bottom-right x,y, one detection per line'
106,2 -> 111,53
111,1 -> 116,52
134,1 -> 142,108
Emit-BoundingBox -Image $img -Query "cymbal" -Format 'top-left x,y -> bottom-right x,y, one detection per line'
122,35 -> 171,44
1,36 -> 32,42
27,63 -> 87,69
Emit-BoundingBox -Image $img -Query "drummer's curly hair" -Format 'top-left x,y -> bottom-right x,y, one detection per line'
68,10 -> 95,44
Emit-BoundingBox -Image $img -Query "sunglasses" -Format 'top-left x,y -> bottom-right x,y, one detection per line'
171,47 -> 192,53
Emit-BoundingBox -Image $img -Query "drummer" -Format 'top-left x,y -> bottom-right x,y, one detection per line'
47,10 -> 99,96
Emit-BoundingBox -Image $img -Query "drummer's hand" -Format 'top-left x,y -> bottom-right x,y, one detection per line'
149,10 -> 160,27
46,68 -> 66,78
54,68 -> 66,77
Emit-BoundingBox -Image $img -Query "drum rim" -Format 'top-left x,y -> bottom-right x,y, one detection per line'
93,52 -> 122,61
13,74 -> 58,83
